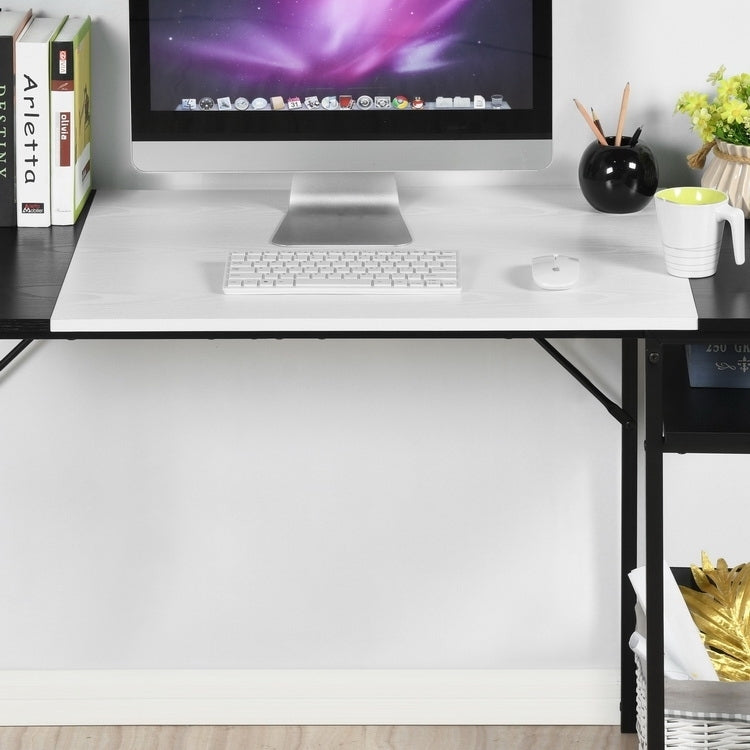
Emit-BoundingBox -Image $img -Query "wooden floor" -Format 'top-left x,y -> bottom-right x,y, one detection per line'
0,726 -> 639,750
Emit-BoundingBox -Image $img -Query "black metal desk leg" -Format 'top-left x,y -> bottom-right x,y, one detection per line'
621,338 -> 638,733
645,339 -> 665,750
536,337 -> 639,731
0,339 -> 34,374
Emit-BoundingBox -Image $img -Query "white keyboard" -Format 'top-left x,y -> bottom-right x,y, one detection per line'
223,248 -> 460,294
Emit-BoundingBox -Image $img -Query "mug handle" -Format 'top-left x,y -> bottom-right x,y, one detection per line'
716,203 -> 745,265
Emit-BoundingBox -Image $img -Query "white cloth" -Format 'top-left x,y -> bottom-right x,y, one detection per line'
628,562 -> 718,681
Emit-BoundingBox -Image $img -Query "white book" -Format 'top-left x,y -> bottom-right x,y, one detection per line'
15,15 -> 67,227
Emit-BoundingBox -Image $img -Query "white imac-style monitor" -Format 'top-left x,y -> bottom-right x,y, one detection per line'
129,0 -> 552,245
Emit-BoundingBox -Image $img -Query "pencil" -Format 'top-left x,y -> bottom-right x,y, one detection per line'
573,99 -> 608,145
591,108 -> 605,137
614,82 -> 630,146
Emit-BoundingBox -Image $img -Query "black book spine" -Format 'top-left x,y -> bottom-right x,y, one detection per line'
0,36 -> 15,226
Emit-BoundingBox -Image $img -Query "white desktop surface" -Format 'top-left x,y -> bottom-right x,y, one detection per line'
51,187 -> 698,333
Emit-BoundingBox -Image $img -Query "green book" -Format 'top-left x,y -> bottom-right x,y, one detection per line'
50,15 -> 92,225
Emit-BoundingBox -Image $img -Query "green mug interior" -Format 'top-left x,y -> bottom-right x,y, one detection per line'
655,187 -> 727,206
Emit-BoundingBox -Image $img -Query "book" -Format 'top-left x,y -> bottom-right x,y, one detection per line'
0,9 -> 32,225
50,16 -> 92,226
15,14 -> 67,227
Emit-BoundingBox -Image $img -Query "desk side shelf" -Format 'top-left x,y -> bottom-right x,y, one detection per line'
647,338 -> 750,750
662,343 -> 750,453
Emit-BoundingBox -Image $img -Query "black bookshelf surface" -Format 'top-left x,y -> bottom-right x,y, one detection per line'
692,219 -> 750,331
662,343 -> 750,453
0,195 -> 92,337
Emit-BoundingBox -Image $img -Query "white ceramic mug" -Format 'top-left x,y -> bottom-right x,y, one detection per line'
654,187 -> 745,278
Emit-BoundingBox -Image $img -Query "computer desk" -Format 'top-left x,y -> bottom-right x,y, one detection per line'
2,185 -> 744,748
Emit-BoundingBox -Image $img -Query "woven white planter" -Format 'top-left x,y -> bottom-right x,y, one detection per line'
635,657 -> 750,750
702,141 -> 750,218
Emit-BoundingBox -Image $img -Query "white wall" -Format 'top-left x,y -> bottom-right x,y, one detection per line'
1,0 -> 749,724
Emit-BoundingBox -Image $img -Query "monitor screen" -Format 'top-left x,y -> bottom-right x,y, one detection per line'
130,0 -> 551,155
150,0 -> 532,109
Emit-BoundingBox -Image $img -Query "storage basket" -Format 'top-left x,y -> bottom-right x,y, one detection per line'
635,655 -> 750,749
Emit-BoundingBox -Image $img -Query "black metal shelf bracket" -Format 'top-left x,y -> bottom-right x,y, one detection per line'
534,338 -> 636,429
0,339 -> 34,375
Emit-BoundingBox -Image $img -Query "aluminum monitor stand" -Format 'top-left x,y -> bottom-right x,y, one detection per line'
272,172 -> 412,246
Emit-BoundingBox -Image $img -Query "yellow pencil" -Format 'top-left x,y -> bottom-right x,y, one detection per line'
615,82 -> 630,146
573,99 -> 608,145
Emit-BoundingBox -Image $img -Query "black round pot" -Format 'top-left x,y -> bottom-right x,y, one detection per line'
578,136 -> 659,213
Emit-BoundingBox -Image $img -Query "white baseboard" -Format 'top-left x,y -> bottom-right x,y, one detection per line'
0,669 -> 621,726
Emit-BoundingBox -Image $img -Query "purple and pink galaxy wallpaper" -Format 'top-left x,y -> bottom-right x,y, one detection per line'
148,0 -> 534,109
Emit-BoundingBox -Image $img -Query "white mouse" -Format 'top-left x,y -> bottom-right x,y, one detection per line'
531,254 -> 580,290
